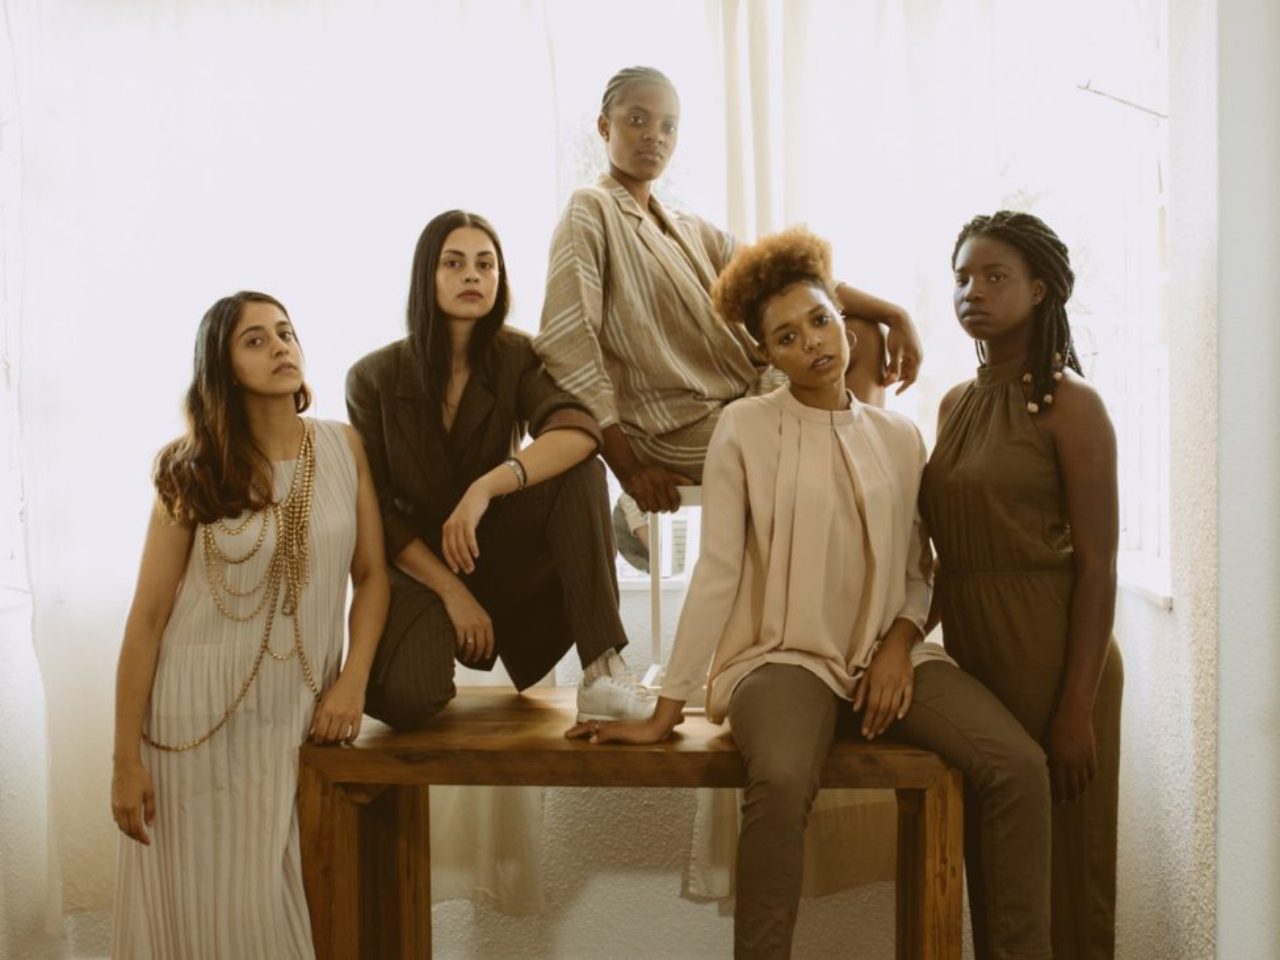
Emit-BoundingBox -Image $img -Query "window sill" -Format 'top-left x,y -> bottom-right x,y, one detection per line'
1117,551 -> 1173,610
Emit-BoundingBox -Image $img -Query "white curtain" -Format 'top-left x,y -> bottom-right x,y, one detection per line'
2,0 -> 1166,953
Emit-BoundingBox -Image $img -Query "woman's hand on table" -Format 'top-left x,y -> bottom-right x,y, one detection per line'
565,696 -> 686,744
310,670 -> 367,744
565,714 -> 681,744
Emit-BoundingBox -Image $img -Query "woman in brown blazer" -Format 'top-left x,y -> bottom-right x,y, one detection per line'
346,210 -> 654,729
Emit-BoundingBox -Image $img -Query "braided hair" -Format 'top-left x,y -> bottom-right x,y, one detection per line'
600,66 -> 675,115
952,211 -> 1080,413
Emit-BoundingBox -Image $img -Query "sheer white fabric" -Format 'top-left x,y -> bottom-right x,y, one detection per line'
3,0 -> 1167,950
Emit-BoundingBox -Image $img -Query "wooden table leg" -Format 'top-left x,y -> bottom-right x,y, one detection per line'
300,765 -> 362,960
895,771 -> 963,960
391,786 -> 432,958
896,789 -> 923,960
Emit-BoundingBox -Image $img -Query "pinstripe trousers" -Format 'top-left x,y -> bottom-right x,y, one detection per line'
364,457 -> 626,730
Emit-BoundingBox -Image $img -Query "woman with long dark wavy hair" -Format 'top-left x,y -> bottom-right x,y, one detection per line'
110,291 -> 389,957
345,210 -> 653,728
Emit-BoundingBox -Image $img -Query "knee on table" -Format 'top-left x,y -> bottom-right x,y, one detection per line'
369,677 -> 455,731
371,588 -> 459,730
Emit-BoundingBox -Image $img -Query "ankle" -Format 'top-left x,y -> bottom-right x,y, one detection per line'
583,648 -> 619,683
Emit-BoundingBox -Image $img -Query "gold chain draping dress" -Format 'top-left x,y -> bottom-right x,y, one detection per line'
113,419 -> 356,959
920,356 -> 1123,959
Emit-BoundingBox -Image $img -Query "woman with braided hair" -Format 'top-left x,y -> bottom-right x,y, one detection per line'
534,66 -> 924,560
921,211 -> 1123,958
569,227 -> 1052,960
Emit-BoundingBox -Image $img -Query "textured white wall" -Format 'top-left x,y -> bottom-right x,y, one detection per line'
1217,0 -> 1280,956
1108,2 -> 1221,956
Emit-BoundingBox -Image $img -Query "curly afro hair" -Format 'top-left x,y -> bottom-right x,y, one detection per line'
712,227 -> 836,343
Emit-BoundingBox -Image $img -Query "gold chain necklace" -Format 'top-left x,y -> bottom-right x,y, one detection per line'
144,420 -> 321,753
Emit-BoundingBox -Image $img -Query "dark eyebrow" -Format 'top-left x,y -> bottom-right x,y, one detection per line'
441,248 -> 495,258
238,319 -> 292,340
957,261 -> 1014,272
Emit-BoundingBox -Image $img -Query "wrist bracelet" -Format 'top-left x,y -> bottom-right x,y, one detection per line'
503,456 -> 528,490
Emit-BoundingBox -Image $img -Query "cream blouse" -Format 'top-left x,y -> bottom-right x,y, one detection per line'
661,386 -> 950,722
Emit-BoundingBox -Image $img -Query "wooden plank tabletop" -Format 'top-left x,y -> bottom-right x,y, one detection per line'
299,687 -> 951,790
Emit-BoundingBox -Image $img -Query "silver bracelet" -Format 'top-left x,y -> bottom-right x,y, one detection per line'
503,456 -> 528,490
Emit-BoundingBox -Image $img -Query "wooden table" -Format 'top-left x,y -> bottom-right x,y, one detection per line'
299,687 -> 963,959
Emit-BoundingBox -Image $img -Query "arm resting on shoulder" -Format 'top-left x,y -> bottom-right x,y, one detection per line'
835,281 -> 923,390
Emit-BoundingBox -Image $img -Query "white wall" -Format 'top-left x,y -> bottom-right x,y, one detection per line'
1107,2 -> 1220,956
0,592 -> 62,960
1216,0 -> 1280,956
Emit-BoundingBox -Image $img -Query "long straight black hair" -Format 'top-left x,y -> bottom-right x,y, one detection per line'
406,210 -> 511,408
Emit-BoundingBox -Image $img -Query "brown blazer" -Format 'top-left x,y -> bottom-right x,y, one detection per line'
345,328 -> 602,560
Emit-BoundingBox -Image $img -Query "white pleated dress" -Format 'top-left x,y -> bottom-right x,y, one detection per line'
113,419 -> 356,960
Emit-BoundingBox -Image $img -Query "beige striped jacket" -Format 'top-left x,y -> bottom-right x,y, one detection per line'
533,175 -> 767,440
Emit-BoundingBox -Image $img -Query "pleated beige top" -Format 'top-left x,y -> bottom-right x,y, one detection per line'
661,387 -> 949,722
113,419 -> 356,960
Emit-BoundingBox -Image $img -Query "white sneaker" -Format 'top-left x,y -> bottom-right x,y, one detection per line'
577,666 -> 657,722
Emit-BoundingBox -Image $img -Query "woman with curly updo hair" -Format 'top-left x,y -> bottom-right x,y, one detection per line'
922,211 -> 1123,958
570,228 -> 1053,960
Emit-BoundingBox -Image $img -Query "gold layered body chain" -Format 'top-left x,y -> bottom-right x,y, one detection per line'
144,421 -> 321,753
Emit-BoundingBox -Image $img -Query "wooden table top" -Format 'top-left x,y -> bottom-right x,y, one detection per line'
299,687 -> 951,790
